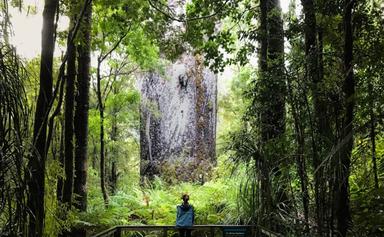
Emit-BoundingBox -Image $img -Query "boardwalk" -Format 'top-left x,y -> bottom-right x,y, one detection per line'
92,225 -> 281,237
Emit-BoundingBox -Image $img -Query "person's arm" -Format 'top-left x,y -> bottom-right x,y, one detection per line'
192,206 -> 195,225
176,206 -> 180,220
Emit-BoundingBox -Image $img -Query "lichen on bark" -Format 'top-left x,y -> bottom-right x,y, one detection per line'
139,53 -> 217,183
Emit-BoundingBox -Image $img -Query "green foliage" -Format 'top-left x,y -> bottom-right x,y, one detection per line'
349,135 -> 384,235
0,44 -> 30,236
79,70 -> 256,230
185,0 -> 261,71
92,0 -> 166,70
4,0 -> 384,236
82,174 -> 242,235
351,187 -> 384,236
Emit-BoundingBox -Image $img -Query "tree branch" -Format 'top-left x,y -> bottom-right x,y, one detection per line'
148,0 -> 230,23
98,26 -> 131,64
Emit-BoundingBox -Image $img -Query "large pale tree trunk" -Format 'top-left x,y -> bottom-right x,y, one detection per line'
139,1 -> 217,184
139,53 -> 217,183
27,0 -> 59,236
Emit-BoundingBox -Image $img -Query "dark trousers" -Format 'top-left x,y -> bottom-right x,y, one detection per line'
179,229 -> 192,237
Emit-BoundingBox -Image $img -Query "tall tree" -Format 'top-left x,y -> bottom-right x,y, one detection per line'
95,50 -> 127,206
96,51 -> 111,206
27,0 -> 59,235
73,0 -> 92,216
300,0 -> 330,234
257,0 -> 286,227
369,80 -> 379,190
59,11 -> 77,237
62,16 -> 77,207
336,0 -> 355,236
109,82 -> 119,195
257,0 -> 272,226
57,117 -> 65,202
92,0 -> 159,204
264,0 -> 286,143
71,2 -> 92,236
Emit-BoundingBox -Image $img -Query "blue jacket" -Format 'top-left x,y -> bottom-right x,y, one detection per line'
176,204 -> 195,227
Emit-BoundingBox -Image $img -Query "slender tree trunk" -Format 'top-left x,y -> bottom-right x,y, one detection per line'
296,131 -> 309,232
301,0 -> 333,234
59,16 -> 77,237
318,26 -> 335,233
62,19 -> 77,207
110,161 -> 118,194
370,110 -> 379,190
110,108 -> 118,195
1,0 -> 11,44
71,2 -> 92,236
287,77 -> 309,233
368,81 -> 379,190
97,61 -> 109,206
336,1 -> 355,236
318,28 -> 324,88
92,138 -> 97,169
27,0 -> 58,235
301,0 -> 323,233
57,118 -> 65,202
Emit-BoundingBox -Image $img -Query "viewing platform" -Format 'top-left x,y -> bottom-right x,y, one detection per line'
92,225 -> 282,237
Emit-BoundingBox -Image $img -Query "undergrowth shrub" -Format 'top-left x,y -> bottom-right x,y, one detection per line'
82,166 -> 244,235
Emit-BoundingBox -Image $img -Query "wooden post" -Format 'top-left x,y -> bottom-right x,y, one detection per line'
163,227 -> 168,237
210,226 -> 215,237
114,227 -> 121,237
250,226 -> 255,237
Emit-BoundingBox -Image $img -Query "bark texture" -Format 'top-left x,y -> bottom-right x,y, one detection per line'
71,3 -> 92,236
336,1 -> 354,236
62,28 -> 76,207
140,53 -> 217,183
257,0 -> 286,228
73,0 -> 92,213
301,0 -> 329,234
96,60 -> 109,205
27,0 -> 58,235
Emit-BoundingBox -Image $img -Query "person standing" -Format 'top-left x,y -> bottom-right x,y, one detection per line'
176,194 -> 195,237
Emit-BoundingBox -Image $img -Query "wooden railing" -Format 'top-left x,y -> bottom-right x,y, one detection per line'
91,225 -> 282,237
